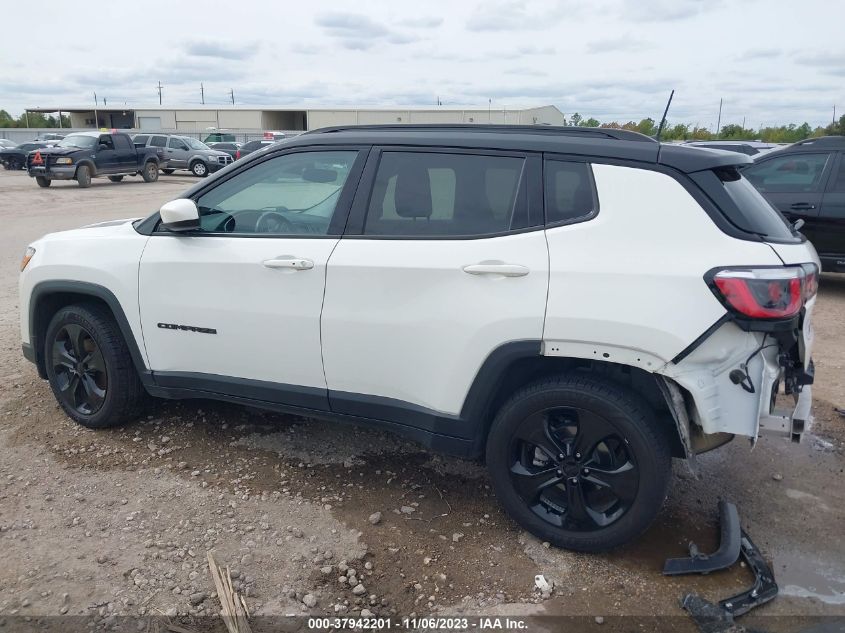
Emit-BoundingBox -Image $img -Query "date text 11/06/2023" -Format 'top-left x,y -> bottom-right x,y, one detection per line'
307,617 -> 529,630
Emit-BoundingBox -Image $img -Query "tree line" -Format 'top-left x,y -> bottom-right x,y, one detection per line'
0,110 -> 72,128
567,112 -> 845,143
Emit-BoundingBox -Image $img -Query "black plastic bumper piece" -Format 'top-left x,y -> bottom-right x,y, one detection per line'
719,530 -> 779,617
663,500 -> 741,576
22,343 -> 36,364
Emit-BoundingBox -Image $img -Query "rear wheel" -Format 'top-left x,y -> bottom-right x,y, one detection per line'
142,161 -> 158,182
76,165 -> 92,188
35,176 -> 51,188
108,175 -> 124,182
190,160 -> 208,177
486,373 -> 671,552
44,304 -> 143,428
162,168 -> 175,175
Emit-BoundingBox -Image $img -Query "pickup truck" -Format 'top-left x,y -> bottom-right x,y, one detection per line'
26,131 -> 164,188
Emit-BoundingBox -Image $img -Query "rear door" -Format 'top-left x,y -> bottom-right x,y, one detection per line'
113,134 -> 136,172
816,152 -> 845,261
744,151 -> 834,246
320,147 -> 548,434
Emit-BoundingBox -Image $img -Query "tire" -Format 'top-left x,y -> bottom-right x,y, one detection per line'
485,373 -> 671,552
162,168 -> 175,175
190,160 -> 208,177
108,175 -> 124,182
76,164 -> 92,188
142,161 -> 159,182
35,176 -> 51,188
44,303 -> 143,429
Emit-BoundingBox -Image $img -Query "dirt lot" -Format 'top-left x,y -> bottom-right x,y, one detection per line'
0,168 -> 843,631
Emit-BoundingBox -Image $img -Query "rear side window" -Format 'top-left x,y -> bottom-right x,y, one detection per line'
363,151 -> 527,237
114,135 -> 132,151
133,135 -> 149,147
744,153 -> 831,192
544,160 -> 598,225
150,135 -> 167,148
716,167 -> 795,240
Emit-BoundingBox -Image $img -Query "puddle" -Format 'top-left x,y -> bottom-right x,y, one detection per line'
777,551 -> 845,605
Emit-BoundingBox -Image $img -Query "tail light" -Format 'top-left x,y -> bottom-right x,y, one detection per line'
709,264 -> 818,320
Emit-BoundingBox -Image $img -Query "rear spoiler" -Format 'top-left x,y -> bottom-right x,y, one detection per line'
658,144 -> 753,174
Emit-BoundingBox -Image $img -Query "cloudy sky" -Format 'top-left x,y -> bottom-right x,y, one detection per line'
2,0 -> 843,128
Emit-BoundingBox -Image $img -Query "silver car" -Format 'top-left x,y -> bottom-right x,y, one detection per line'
132,134 -> 233,177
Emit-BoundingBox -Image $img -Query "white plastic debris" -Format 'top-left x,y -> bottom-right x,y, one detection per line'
534,574 -> 553,593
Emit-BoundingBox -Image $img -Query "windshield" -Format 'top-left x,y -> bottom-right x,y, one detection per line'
57,135 -> 97,149
185,138 -> 210,150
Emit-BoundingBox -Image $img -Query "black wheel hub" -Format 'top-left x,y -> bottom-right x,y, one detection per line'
509,406 -> 639,531
51,324 -> 107,415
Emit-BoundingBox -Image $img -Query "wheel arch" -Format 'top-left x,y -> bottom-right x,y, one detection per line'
29,281 -> 151,385
465,343 -> 688,459
74,159 -> 96,177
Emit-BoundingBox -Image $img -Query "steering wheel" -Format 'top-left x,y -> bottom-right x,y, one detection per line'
256,208 -> 293,234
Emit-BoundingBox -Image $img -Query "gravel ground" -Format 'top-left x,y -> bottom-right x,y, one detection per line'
1,169 -> 843,631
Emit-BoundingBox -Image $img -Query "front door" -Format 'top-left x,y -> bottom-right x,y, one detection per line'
166,137 -> 190,169
138,147 -> 366,409
744,151 -> 834,247
93,135 -> 118,173
320,148 -> 548,434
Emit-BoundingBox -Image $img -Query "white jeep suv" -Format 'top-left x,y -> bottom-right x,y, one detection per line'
19,125 -> 819,551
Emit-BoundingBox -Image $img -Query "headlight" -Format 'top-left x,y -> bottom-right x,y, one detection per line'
20,246 -> 35,271
55,157 -> 73,164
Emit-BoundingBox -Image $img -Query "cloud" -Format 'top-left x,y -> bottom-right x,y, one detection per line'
466,0 -> 572,31
503,67 -> 548,77
742,48 -> 781,60
517,45 -> 555,55
398,16 -> 443,28
586,36 -> 652,53
620,0 -> 724,22
184,41 -> 258,61
315,12 -> 418,49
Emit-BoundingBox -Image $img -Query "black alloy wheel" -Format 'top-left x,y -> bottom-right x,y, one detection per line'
51,323 -> 108,415
509,405 -> 638,530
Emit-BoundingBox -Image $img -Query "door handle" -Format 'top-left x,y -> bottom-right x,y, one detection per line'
790,202 -> 816,211
462,263 -> 529,277
263,257 -> 314,270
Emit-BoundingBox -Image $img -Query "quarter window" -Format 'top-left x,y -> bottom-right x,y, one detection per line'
193,151 -> 358,235
363,151 -> 527,237
744,153 -> 831,192
544,160 -> 597,224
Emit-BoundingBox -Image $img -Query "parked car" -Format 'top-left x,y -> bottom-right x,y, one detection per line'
35,133 -> 66,142
18,124 -> 817,552
208,142 -> 240,160
0,141 -> 49,170
202,130 -> 237,144
742,135 -> 845,272
0,138 -> 17,149
235,139 -> 277,160
26,132 -> 163,188
133,134 -> 233,177
684,140 -> 779,156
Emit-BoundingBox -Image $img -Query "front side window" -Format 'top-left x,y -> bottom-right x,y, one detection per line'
168,137 -> 189,150
364,151 -> 526,237
744,153 -> 831,192
98,136 -> 115,150
544,160 -> 598,225
193,151 -> 358,235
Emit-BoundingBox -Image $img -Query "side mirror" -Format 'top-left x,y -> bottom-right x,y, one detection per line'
160,199 -> 200,232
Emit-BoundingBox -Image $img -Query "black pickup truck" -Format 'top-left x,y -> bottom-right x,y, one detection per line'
26,131 -> 164,188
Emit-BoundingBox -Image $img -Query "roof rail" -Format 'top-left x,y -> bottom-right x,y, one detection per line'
791,136 -> 845,148
306,123 -> 657,143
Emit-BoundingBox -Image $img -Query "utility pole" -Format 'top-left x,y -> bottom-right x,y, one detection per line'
742,116 -> 745,130
488,98 -> 491,123
93,92 -> 99,129
201,83 -> 205,105
716,98 -> 723,137
834,104 -> 837,125
229,89 -> 235,105
25,110 -> 30,128
58,110 -> 62,129
157,81 -> 163,105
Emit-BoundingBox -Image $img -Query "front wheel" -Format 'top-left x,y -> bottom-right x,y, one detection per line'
44,304 -> 143,428
190,160 -> 208,177
108,175 -> 124,182
35,176 -> 51,188
485,373 -> 671,552
76,164 -> 92,188
142,161 -> 158,182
